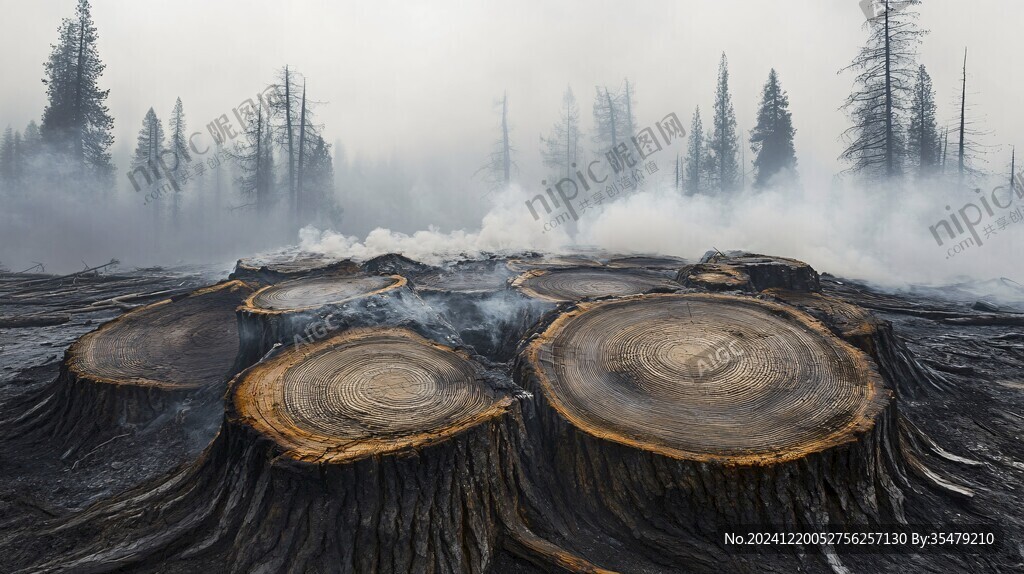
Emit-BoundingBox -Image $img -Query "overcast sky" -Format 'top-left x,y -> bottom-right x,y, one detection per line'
1,0 -> 1020,192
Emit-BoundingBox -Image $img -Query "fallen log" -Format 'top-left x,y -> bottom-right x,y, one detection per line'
0,314 -> 71,328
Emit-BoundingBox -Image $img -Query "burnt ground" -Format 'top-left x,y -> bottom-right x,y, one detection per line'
0,264 -> 1021,573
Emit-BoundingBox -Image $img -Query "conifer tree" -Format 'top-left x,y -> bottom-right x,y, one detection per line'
750,69 -> 797,188
684,107 -> 707,195
40,0 -> 115,180
840,0 -> 924,180
707,53 -> 740,194
906,65 -> 941,177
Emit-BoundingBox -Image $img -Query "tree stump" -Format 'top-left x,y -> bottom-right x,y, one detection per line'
230,253 -> 359,285
515,293 -> 907,548
511,267 -> 681,303
678,252 -> 820,293
414,261 -> 526,361
604,255 -> 689,270
233,274 -> 441,370
759,288 -> 950,399
5,280 -> 253,449
505,255 -> 605,273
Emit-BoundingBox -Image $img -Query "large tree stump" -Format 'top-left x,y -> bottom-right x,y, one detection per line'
511,267 -> 680,303
604,255 -> 688,270
505,255 -> 605,273
678,252 -> 820,293
515,293 -> 908,552
4,280 -> 252,450
233,273 -> 453,370
230,253 -> 359,285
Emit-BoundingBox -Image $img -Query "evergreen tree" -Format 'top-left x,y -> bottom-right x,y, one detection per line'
707,53 -> 740,194
167,97 -> 190,228
131,108 -> 167,210
234,105 -> 275,216
541,86 -> 582,181
906,65 -> 941,177
40,0 -> 115,179
840,0 -> 924,180
0,128 -> 15,190
684,107 -> 707,195
750,69 -> 797,188
167,97 -> 190,167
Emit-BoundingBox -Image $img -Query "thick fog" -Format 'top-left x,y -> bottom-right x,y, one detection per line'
0,0 -> 1021,288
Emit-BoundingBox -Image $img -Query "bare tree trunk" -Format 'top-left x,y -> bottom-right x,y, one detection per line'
501,91 -> 510,184
284,66 -> 296,223
884,0 -> 894,178
959,48 -> 967,182
297,80 -> 307,221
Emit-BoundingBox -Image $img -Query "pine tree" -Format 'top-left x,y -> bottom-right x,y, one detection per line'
0,128 -> 15,190
132,108 -> 167,211
750,69 -> 797,188
234,105 -> 275,216
541,86 -> 582,181
684,107 -> 707,195
167,97 -> 190,228
840,0 -> 924,180
40,0 -> 115,180
621,78 -> 637,141
906,65 -> 941,177
707,53 -> 740,194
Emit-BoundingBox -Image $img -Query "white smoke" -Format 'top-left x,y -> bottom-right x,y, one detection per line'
299,177 -> 1024,292
299,184 -> 572,265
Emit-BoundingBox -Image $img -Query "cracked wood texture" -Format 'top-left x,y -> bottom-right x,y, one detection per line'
515,293 -> 910,552
512,268 -> 680,303
3,280 -> 252,448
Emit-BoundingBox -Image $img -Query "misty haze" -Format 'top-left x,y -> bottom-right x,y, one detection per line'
0,1 -> 1021,573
